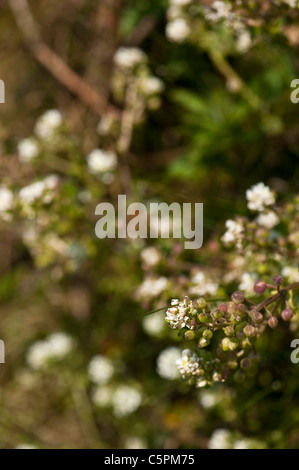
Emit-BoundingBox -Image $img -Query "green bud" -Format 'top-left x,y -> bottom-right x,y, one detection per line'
199,337 -> 210,348
185,330 -> 195,340
251,311 -> 263,324
203,329 -> 213,340
228,361 -> 238,369
230,313 -> 241,324
224,325 -> 234,336
196,297 -> 207,309
213,308 -> 224,320
198,312 -> 210,323
243,325 -> 256,337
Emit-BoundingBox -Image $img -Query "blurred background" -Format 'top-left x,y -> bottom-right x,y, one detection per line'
0,0 -> 298,449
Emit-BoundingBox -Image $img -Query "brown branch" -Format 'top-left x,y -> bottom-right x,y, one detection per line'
8,0 -> 119,118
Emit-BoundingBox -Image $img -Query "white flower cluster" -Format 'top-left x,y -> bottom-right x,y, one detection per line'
87,149 -> 117,176
221,219 -> 244,246
136,276 -> 168,300
88,354 -> 115,384
208,428 -> 232,449
138,76 -> 165,96
18,138 -> 39,163
189,271 -> 218,296
156,346 -> 181,380
0,186 -> 14,221
26,332 -> 74,370
124,436 -> 147,449
246,182 -> 275,212
166,18 -> 191,43
177,349 -> 207,386
199,389 -> 220,410
92,383 -> 143,418
165,298 -> 197,330
19,174 -> 60,206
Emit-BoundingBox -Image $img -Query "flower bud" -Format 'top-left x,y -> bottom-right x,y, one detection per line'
198,312 -> 210,323
227,302 -> 237,315
213,309 -> 224,320
268,316 -> 278,329
281,308 -> 293,321
273,275 -> 283,286
224,325 -> 234,336
219,304 -> 227,313
254,280 -> 267,294
198,337 -> 210,348
240,358 -> 251,369
185,330 -> 195,340
203,329 -> 213,340
243,325 -> 256,337
231,291 -> 245,304
196,297 -> 207,309
230,313 -> 241,324
251,311 -> 263,323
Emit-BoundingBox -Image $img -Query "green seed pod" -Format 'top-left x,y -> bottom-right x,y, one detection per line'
230,313 -> 241,324
198,312 -> 210,323
185,330 -> 195,340
224,325 -> 234,337
240,358 -> 251,369
243,325 -> 256,337
231,291 -> 245,304
228,361 -> 238,370
198,337 -> 210,348
203,329 -> 213,340
213,308 -> 224,320
196,297 -> 207,309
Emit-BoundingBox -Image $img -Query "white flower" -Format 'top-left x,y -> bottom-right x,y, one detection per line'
97,115 -> 114,136
233,439 -> 252,449
282,0 -> 297,7
19,175 -> 59,206
157,346 -> 181,380
199,390 -> 219,410
166,18 -> 190,43
87,149 -> 117,174
138,76 -> 164,96
112,385 -> 142,417
18,138 -> 39,163
0,186 -> 14,220
124,437 -> 147,449
136,276 -> 168,300
189,271 -> 218,296
204,1 -> 232,22
177,349 -> 201,379
26,332 -> 74,370
246,182 -> 275,212
114,47 -> 146,70
88,355 -> 115,384
208,429 -> 232,449
239,272 -> 257,294
92,385 -> 113,407
221,219 -> 244,245
256,211 -> 279,229
165,297 -> 197,330
237,30 -> 252,52
35,109 -> 63,139
143,312 -> 165,336
141,246 -> 161,267
282,266 -> 299,283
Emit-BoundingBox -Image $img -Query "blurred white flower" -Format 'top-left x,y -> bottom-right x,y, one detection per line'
88,355 -> 115,384
87,149 -> 117,174
222,219 -> 244,245
157,346 -> 181,380
143,312 -> 165,337
0,186 -> 14,220
97,115 -> 115,136
138,76 -> 164,96
170,0 -> 192,6
124,436 -> 147,449
282,266 -> 299,283
136,276 -> 168,300
199,390 -> 219,410
237,30 -> 252,52
19,175 -> 59,206
166,18 -> 190,42
189,271 -> 218,296
92,385 -> 113,407
246,182 -> 275,212
26,332 -> 74,370
141,246 -> 161,268
35,109 -> 63,139
256,211 -> 279,229
208,429 -> 232,449
112,385 -> 142,417
239,272 -> 257,294
177,349 -> 201,379
114,47 -> 146,70
18,138 -> 39,163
